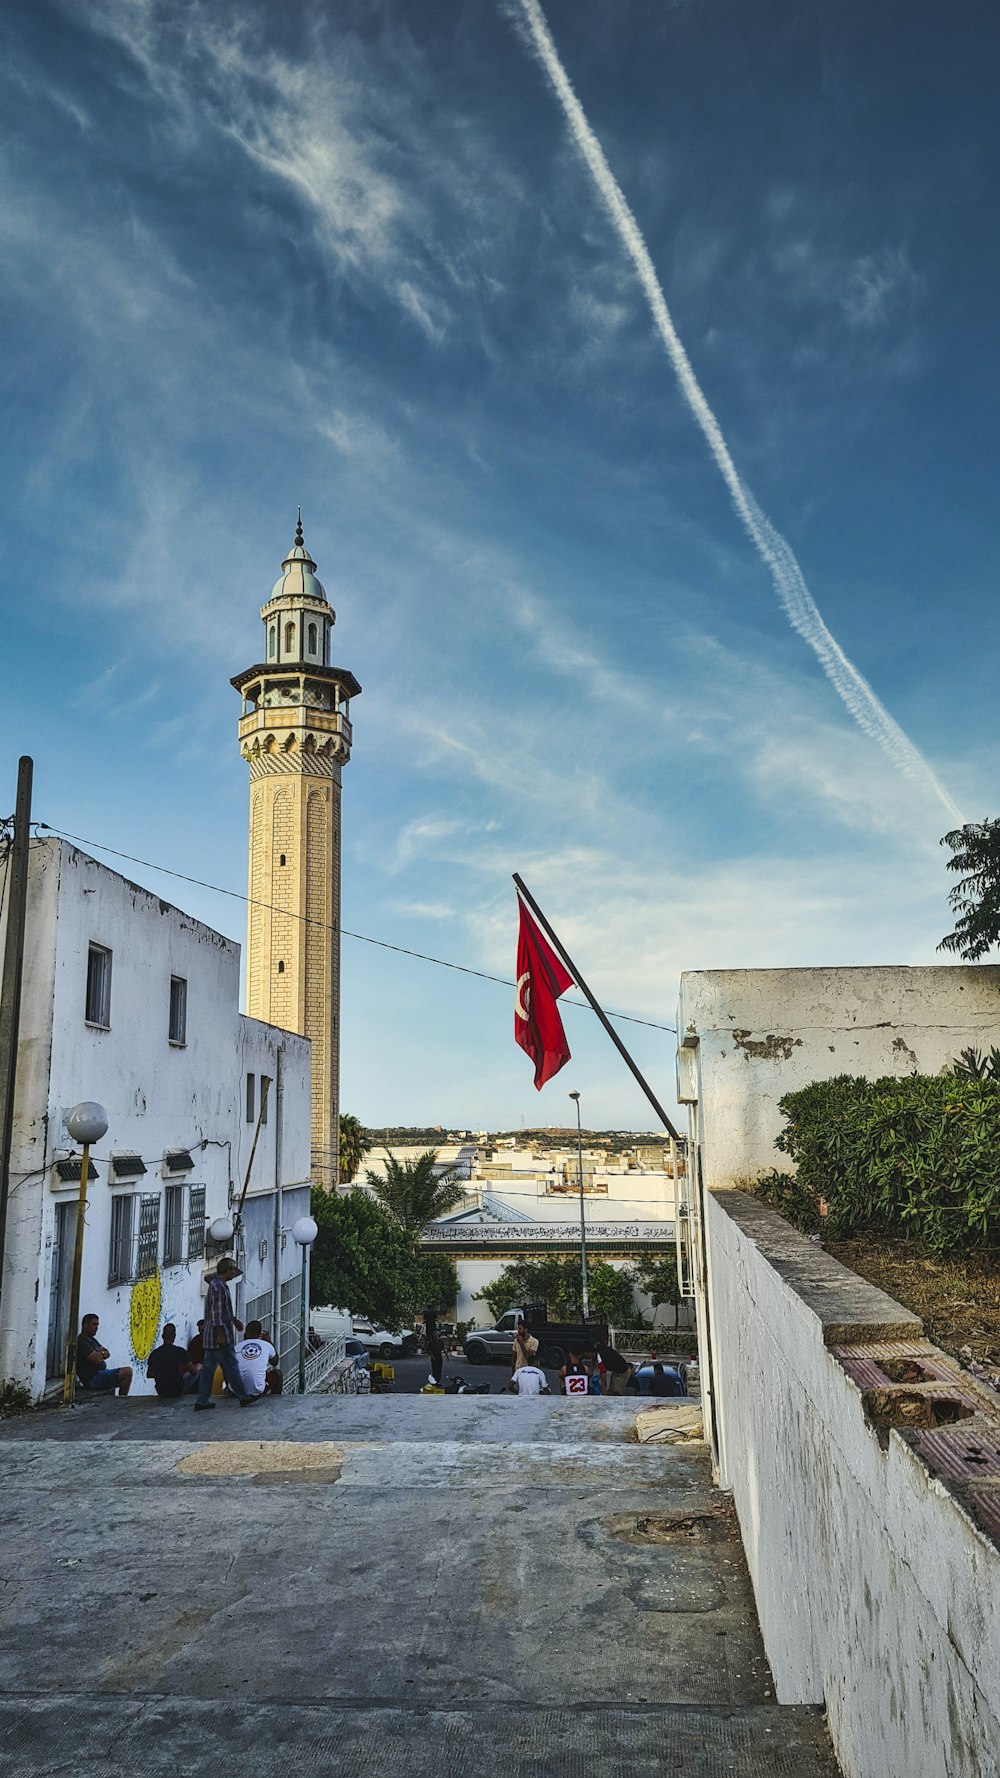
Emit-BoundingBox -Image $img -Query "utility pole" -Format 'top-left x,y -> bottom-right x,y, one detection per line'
568,1090 -> 590,1323
0,757 -> 33,1290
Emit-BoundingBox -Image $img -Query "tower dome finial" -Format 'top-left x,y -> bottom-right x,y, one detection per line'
295,506 -> 304,548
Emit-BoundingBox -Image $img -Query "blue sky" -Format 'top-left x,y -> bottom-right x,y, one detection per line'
2,0 -> 998,1129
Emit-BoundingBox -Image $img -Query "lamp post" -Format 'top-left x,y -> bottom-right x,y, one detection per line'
292,1214 -> 318,1393
63,1100 -> 108,1405
568,1091 -> 589,1323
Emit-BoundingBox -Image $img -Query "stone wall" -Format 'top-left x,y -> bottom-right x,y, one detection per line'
705,1189 -> 1000,1778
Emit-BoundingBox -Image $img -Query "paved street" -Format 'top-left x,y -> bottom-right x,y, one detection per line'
0,1392 -> 839,1776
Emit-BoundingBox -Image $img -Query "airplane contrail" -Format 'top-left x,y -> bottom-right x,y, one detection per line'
513,0 -> 962,824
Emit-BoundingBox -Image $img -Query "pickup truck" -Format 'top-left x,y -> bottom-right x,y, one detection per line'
464,1306 -> 609,1371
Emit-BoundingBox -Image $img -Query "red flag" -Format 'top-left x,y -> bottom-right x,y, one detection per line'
514,897 -> 573,1089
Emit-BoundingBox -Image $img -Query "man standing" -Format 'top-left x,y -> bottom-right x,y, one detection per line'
146,1324 -> 196,1398
595,1343 -> 634,1396
75,1314 -> 132,1396
194,1258 -> 257,1410
235,1320 -> 283,1398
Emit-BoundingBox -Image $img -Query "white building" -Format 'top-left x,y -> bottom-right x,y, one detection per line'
358,1139 -> 687,1329
0,839 -> 312,1400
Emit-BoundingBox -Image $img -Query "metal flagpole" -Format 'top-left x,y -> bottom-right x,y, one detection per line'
512,872 -> 681,1142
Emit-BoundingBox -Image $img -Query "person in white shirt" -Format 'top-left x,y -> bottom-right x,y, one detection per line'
507,1363 -> 550,1397
235,1319 -> 283,1397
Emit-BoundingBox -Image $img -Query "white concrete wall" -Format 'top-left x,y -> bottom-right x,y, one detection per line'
1,840 -> 311,1398
678,965 -> 1000,1189
706,1189 -> 1000,1778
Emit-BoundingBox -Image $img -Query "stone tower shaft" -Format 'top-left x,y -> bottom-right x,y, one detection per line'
232,517 -> 361,1189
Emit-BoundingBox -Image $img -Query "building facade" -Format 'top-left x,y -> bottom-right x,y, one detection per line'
232,515 -> 361,1188
0,839 -> 312,1400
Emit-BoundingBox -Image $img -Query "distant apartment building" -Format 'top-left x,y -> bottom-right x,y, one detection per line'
0,840 -> 312,1400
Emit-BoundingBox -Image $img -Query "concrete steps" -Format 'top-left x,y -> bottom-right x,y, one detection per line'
0,1395 -> 841,1774
3,1697 -> 841,1777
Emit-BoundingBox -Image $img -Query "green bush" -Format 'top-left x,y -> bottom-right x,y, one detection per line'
753,1073 -> 1000,1252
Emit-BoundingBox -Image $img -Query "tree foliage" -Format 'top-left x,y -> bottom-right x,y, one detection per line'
309,1189 -> 459,1327
366,1149 -> 467,1233
630,1252 -> 681,1313
939,819 -> 1000,960
474,1257 -> 638,1327
752,1073 -> 1000,1253
309,1189 -> 417,1330
339,1114 -> 371,1185
410,1252 -> 459,1317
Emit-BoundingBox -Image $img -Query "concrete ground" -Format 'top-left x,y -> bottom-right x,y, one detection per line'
0,1392 -> 840,1776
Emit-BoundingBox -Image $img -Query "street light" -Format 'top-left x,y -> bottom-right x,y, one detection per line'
63,1100 -> 109,1405
291,1213 -> 318,1393
568,1091 -> 589,1323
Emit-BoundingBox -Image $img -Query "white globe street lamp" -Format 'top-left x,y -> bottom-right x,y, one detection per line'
63,1100 -> 109,1405
209,1214 -> 235,1244
292,1215 -> 318,1393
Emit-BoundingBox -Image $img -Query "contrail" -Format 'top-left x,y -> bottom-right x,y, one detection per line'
513,0 -> 961,824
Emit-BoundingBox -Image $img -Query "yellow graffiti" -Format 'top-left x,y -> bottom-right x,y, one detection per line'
130,1270 -> 162,1362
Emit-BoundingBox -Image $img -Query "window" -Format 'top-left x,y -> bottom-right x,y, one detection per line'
85,944 -> 112,1028
307,622 -> 317,654
284,621 -> 295,654
259,1075 -> 271,1125
137,1194 -> 160,1279
164,1185 -> 184,1267
279,853 -> 286,866
246,1073 -> 256,1123
277,960 -> 285,974
187,1186 -> 206,1260
109,1195 -> 135,1285
268,625 -> 276,659
168,975 -> 187,1045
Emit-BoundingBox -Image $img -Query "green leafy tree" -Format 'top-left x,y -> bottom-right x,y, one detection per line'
475,1257 -> 637,1327
409,1252 -> 459,1318
309,1188 -> 417,1330
630,1253 -> 680,1320
366,1149 -> 467,1234
940,820 -> 1000,960
338,1113 -> 370,1184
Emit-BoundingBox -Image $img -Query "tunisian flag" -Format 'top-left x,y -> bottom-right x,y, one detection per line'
514,898 -> 573,1089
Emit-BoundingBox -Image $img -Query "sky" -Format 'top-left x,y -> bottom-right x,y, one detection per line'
2,0 -> 999,1131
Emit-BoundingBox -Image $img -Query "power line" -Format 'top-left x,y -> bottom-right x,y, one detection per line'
34,823 -> 677,1035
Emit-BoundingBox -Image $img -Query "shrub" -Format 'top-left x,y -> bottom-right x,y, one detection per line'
754,1073 -> 1000,1253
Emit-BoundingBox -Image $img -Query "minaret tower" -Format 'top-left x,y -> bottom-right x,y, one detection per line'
232,513 -> 361,1188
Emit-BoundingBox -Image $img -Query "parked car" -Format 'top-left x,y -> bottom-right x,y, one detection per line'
629,1362 -> 686,1397
311,1305 -> 354,1342
351,1319 -> 417,1359
344,1338 -> 369,1372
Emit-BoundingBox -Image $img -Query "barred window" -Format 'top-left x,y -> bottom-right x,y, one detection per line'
187,1186 -> 206,1260
109,1195 -> 135,1286
137,1194 -> 160,1279
164,1185 -> 185,1267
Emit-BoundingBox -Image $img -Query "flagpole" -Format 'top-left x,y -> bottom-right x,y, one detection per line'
513,873 -> 681,1142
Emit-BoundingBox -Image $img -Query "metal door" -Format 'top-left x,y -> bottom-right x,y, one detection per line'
46,1201 -> 77,1379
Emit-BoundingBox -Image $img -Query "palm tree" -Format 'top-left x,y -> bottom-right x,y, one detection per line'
365,1149 -> 467,1234
339,1113 -> 370,1185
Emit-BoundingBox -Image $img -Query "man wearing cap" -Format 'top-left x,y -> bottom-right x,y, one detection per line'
194,1257 -> 257,1411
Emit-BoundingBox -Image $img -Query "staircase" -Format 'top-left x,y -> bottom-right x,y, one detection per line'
0,1392 -> 840,1775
